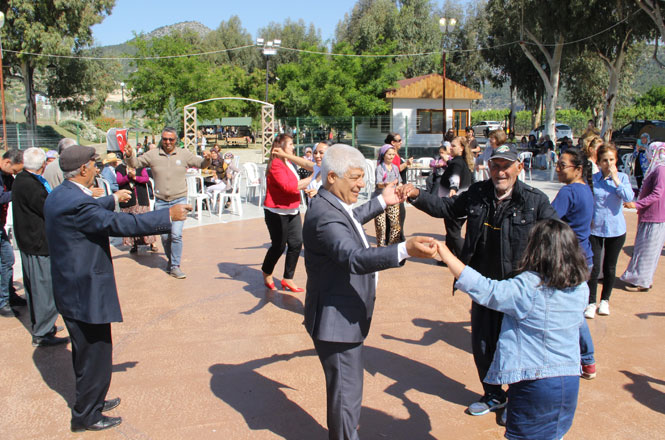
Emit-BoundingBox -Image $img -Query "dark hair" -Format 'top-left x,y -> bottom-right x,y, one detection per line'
596,143 -> 619,161
384,132 -> 401,144
517,219 -> 589,289
162,126 -> 178,136
560,148 -> 593,191
266,133 -> 293,176
3,149 -> 23,164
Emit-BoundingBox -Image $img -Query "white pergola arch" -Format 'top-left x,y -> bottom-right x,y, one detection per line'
183,97 -> 274,161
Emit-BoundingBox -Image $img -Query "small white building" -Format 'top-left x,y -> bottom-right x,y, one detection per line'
357,74 -> 482,149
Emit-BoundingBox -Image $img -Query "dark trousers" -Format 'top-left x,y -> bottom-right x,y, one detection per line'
588,234 -> 626,303
20,252 -> 58,337
261,209 -> 303,279
63,317 -> 113,427
471,302 -> 505,399
444,217 -> 465,258
313,339 -> 363,440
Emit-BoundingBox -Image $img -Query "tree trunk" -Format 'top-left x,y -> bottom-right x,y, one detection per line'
599,42 -> 628,142
532,94 -> 543,130
509,85 -> 517,135
20,60 -> 37,147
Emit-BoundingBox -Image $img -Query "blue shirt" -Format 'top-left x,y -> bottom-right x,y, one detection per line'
551,183 -> 594,264
590,171 -> 633,237
101,166 -> 119,192
456,267 -> 588,385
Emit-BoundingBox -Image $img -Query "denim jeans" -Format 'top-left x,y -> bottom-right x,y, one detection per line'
579,319 -> 595,365
0,229 -> 14,308
154,197 -> 186,268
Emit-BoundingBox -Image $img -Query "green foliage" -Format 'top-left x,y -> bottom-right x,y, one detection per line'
635,86 -> 665,107
614,105 -> 665,128
59,119 -> 106,142
93,116 -> 121,132
163,95 -> 181,130
472,108 -> 592,136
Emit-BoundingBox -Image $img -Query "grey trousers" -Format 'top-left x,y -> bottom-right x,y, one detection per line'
20,252 -> 58,337
313,339 -> 364,440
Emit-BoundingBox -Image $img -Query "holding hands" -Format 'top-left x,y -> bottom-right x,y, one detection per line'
396,183 -> 419,200
381,180 -> 407,205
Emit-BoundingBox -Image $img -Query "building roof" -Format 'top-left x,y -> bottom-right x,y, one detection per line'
386,73 -> 482,100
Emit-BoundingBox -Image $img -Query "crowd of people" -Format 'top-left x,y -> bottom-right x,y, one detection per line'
1,125 -> 663,439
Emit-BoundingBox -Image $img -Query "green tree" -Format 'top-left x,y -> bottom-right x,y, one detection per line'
163,94 -> 180,130
201,15 -> 261,71
0,0 -> 115,132
635,85 -> 665,105
635,0 -> 665,68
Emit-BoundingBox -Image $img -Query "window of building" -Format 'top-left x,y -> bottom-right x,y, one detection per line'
417,109 -> 444,134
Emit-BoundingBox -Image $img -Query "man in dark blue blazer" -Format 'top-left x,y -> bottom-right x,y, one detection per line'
303,144 -> 436,440
44,145 -> 191,432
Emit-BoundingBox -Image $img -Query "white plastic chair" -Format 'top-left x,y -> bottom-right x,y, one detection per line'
518,152 -> 533,182
213,174 -> 243,217
415,157 -> 433,187
6,201 -> 16,250
242,162 -> 264,206
548,150 -> 558,181
620,153 -> 633,176
99,178 -> 112,196
147,178 -> 156,211
186,175 -> 211,221
363,159 -> 376,197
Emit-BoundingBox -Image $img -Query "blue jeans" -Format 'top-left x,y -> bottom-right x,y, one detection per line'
154,197 -> 186,268
579,318 -> 595,366
0,229 -> 14,307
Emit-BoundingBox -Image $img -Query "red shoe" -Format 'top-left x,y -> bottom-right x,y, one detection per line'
282,283 -> 304,293
264,281 -> 276,290
581,363 -> 596,380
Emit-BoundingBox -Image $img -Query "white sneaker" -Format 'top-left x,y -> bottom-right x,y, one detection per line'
598,300 -> 610,316
584,304 -> 597,319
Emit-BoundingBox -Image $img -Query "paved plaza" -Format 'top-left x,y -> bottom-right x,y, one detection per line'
1,169 -> 665,439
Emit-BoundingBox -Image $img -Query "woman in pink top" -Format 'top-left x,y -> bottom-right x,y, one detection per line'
621,142 -> 665,291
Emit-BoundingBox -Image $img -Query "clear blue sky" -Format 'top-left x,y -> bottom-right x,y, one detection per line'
91,0 -> 362,46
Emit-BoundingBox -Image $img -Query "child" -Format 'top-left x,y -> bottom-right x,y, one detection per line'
427,144 -> 450,194
374,144 -> 401,246
436,219 -> 589,440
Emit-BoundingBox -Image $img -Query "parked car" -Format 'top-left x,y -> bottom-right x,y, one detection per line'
471,121 -> 503,137
530,123 -> 574,142
612,120 -> 665,147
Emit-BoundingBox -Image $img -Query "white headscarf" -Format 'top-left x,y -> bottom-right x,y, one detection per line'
645,142 -> 665,177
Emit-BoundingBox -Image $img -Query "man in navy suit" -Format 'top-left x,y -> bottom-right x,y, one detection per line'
44,145 -> 192,432
302,144 -> 436,440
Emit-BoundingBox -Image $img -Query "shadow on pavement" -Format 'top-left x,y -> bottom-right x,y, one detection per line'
216,261 -> 303,315
382,318 -> 472,354
621,370 -> 665,415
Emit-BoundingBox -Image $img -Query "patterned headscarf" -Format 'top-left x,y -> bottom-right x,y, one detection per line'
645,142 -> 665,177
377,144 -> 394,165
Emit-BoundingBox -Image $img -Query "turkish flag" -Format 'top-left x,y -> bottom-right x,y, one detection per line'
115,129 -> 128,154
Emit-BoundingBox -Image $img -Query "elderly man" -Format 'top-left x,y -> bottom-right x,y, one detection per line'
0,150 -> 25,317
12,148 -> 68,346
124,127 -> 210,279
303,144 -> 436,440
43,137 -> 77,189
401,144 -> 557,419
44,145 -> 191,432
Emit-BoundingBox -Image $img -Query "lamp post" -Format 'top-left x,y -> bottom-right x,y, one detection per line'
0,11 -> 7,149
439,17 -> 456,141
120,82 -> 125,124
256,38 -> 281,103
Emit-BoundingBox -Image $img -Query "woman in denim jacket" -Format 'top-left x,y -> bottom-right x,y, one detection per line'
436,219 -> 589,440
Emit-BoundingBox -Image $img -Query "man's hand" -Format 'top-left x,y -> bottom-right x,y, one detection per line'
91,187 -> 106,198
169,204 -> 193,221
405,236 -> 437,259
115,189 -> 132,203
124,144 -> 134,158
381,180 -> 401,205
271,147 -> 285,158
398,183 -> 420,200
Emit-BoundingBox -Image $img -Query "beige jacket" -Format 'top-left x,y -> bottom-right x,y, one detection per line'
127,147 -> 209,201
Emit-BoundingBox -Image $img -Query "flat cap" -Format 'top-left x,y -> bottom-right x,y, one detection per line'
59,145 -> 99,172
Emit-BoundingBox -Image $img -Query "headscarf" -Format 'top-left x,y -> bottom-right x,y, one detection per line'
645,142 -> 665,177
637,133 -> 650,149
377,144 -> 394,165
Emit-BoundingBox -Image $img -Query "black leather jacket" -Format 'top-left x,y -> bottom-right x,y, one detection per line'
411,178 -> 558,279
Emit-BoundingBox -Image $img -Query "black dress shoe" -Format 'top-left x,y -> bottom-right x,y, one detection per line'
71,415 -> 122,432
0,304 -> 16,317
32,334 -> 69,347
9,293 -> 27,306
102,397 -> 121,412
48,325 -> 64,335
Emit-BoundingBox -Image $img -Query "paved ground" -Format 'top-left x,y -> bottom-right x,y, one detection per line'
2,168 -> 665,439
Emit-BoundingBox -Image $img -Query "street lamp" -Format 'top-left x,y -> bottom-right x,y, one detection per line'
256,38 -> 281,103
0,11 -> 7,149
439,17 -> 456,140
120,82 -> 125,124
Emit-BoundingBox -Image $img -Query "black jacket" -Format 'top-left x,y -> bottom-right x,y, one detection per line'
412,178 -> 557,279
12,171 -> 50,255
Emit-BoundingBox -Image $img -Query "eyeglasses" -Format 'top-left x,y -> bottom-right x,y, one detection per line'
393,139 -> 402,143
555,162 -> 576,170
162,137 -> 176,142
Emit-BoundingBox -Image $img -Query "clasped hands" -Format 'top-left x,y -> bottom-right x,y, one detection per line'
382,181 -> 420,205
404,236 -> 457,267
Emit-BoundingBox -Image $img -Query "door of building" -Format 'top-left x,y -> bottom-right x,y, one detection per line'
453,110 -> 469,137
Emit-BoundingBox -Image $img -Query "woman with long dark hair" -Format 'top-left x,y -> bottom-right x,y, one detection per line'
261,134 -> 309,292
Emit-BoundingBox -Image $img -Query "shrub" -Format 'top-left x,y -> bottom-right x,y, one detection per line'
93,116 -> 121,133
59,119 -> 106,143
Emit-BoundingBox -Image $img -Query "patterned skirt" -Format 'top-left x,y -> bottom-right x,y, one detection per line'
620,221 -> 665,289
121,204 -> 158,247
